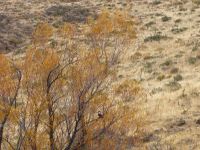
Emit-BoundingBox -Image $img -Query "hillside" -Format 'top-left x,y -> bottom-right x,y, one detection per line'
1,0 -> 200,149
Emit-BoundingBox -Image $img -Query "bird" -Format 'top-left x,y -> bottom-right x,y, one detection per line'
98,111 -> 103,118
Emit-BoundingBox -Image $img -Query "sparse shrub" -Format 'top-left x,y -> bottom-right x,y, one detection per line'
192,46 -> 198,51
179,7 -> 187,11
188,56 -> 197,64
192,0 -> 200,5
161,59 -> 173,66
115,79 -> 142,102
175,54 -> 183,58
157,74 -> 165,81
154,13 -> 163,16
171,27 -> 187,34
161,16 -> 171,22
145,21 -> 155,28
9,38 -> 23,47
174,74 -> 183,81
166,81 -> 182,91
170,67 -> 179,74
192,41 -> 200,51
175,19 -> 182,23
131,52 -> 142,61
144,62 -> 154,73
152,0 -> 161,5
144,33 -> 168,42
143,55 -> 154,60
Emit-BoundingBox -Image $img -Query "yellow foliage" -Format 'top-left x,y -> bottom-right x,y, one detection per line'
0,54 -> 19,98
0,9 -> 145,150
87,9 -> 136,39
32,22 -> 53,45
23,48 -> 59,83
90,10 -> 113,36
59,22 -> 76,38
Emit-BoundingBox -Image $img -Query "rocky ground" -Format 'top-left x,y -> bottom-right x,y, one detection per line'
1,0 -> 200,149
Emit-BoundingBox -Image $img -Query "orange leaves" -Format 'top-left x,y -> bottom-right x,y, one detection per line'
79,49 -> 107,78
32,22 -> 53,46
22,48 -> 60,117
92,92 -> 109,106
84,9 -> 136,67
0,54 -> 21,132
89,92 -> 110,114
112,10 -> 136,39
43,49 -> 59,71
0,9 -> 142,150
67,49 -> 108,97
23,48 -> 59,81
0,54 -> 10,71
0,54 -> 18,97
87,9 -> 136,39
58,22 -> 76,38
89,10 -> 113,36
0,54 -> 12,80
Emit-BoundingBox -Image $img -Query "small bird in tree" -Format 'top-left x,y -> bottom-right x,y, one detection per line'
98,111 -> 103,119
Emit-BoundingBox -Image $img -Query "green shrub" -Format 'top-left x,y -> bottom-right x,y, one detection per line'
174,74 -> 183,81
192,0 -> 200,5
161,59 -> 173,66
188,56 -> 197,64
166,81 -> 182,91
152,0 -> 161,5
144,33 -> 168,42
171,27 -> 187,34
161,16 -> 171,22
145,21 -> 155,28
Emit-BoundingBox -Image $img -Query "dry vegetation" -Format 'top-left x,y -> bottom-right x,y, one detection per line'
1,0 -> 200,149
0,9 -> 147,149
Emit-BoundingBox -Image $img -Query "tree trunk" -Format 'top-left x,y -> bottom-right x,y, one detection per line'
0,124 -> 4,150
48,103 -> 55,150
78,116 -> 87,150
0,115 -> 8,150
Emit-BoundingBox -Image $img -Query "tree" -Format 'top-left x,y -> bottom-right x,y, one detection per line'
0,54 -> 21,150
0,10 -> 145,150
